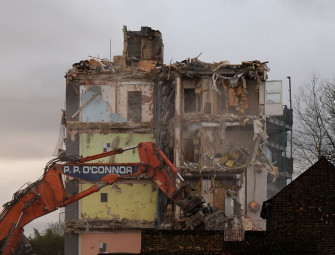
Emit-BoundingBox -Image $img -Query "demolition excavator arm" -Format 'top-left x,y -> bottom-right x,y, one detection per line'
0,142 -> 226,255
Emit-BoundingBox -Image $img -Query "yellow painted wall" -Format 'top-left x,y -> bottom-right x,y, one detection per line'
80,133 -> 157,220
81,133 -> 155,163
80,182 -> 158,221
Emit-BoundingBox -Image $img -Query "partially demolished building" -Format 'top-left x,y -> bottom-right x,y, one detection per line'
62,26 -> 285,254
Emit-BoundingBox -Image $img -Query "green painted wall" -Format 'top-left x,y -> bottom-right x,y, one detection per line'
81,133 -> 155,163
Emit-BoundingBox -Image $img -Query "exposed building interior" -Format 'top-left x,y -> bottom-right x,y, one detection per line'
61,26 -> 292,254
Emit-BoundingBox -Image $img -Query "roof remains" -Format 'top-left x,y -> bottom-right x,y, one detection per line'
65,26 -> 269,82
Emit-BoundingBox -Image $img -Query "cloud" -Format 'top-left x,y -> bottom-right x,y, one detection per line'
0,95 -> 63,159
0,158 -> 61,235
1,0 -> 335,161
1,0 -> 335,235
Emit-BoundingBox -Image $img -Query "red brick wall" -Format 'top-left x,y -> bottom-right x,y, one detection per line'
266,159 -> 335,254
141,230 -> 243,254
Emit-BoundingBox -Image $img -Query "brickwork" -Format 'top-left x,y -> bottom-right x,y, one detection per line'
141,230 -> 243,254
261,158 -> 335,254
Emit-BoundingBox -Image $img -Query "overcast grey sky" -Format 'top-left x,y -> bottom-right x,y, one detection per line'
1,0 -> 335,233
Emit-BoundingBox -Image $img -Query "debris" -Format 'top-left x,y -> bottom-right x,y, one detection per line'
248,201 -> 261,212
194,52 -> 202,60
89,58 -> 102,67
219,154 -> 229,165
167,58 -> 172,80
64,34 -> 273,237
195,86 -> 202,94
137,60 -> 158,71
241,214 -> 259,231
211,74 -> 221,95
226,160 -> 235,168
243,118 -> 249,126
271,166 -> 279,182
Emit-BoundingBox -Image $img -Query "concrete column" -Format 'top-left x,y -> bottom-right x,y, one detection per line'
246,165 -> 267,230
174,74 -> 182,168
238,169 -> 247,215
174,74 -> 183,220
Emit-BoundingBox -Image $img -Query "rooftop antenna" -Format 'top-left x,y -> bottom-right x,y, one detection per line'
287,76 -> 293,181
287,76 -> 292,109
110,39 -> 112,62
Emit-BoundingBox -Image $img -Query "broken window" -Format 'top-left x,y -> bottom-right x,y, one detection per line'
101,193 -> 108,202
265,80 -> 283,116
183,139 -> 194,162
183,79 -> 203,114
184,89 -> 196,113
128,91 -> 142,123
99,243 -> 107,253
103,143 -> 111,152
127,36 -> 141,58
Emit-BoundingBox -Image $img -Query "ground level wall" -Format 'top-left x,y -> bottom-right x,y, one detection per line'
80,230 -> 141,255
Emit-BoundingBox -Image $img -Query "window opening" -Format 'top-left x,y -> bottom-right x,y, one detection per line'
184,89 -> 196,113
128,91 -> 142,123
101,193 -> 108,202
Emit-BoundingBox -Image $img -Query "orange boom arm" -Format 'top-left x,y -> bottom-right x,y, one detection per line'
0,142 -> 196,254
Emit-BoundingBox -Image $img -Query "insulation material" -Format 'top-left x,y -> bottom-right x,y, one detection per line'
227,86 -> 239,107
81,133 -> 155,163
226,160 -> 235,168
80,182 -> 158,221
226,79 -> 249,114
80,231 -> 141,255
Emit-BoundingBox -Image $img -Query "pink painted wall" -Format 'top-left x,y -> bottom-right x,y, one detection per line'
80,230 -> 141,254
